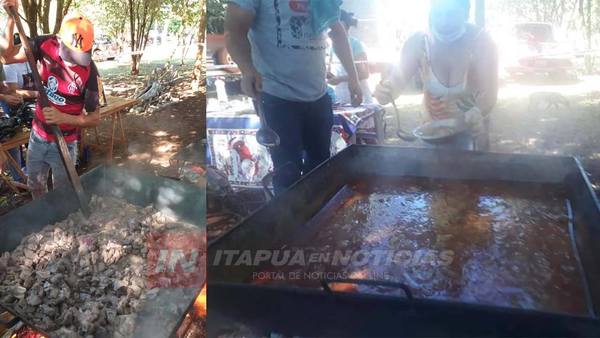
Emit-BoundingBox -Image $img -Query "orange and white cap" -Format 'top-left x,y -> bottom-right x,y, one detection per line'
58,13 -> 94,66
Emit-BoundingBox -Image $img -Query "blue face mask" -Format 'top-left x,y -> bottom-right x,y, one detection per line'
430,21 -> 467,44
429,2 -> 468,44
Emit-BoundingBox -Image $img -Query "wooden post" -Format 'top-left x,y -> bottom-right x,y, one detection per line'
475,0 -> 485,28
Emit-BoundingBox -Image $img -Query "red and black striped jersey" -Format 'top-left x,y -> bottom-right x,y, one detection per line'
31,35 -> 99,142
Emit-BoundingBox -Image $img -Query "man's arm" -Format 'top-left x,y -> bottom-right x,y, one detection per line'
4,62 -> 40,99
0,67 -> 23,105
0,92 -> 23,106
3,65 -> 37,99
15,89 -> 38,99
0,14 -> 13,53
0,15 -> 28,64
329,21 -> 362,106
3,82 -> 17,94
0,82 -> 24,106
43,107 -> 99,127
4,81 -> 36,98
328,51 -> 369,85
225,3 -> 261,98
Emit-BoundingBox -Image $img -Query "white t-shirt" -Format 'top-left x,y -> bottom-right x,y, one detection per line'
3,62 -> 33,89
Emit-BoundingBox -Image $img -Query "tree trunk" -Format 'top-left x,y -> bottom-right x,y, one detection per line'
39,0 -> 50,34
22,0 -> 39,37
193,0 -> 206,92
20,0 -> 72,36
129,0 -> 137,74
181,30 -> 194,66
581,0 -> 594,73
52,0 -> 63,34
169,26 -> 186,62
126,0 -> 161,75
52,0 -> 72,34
131,54 -> 141,75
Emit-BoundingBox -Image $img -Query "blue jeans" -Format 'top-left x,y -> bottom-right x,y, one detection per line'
27,130 -> 78,198
261,92 -> 333,194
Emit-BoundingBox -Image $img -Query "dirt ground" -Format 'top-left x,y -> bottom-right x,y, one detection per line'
384,76 -> 600,192
0,65 -> 204,216
88,70 -> 204,176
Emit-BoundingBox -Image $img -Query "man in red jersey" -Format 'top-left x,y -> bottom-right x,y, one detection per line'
0,0 -> 100,198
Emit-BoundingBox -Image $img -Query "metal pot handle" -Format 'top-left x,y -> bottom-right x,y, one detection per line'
320,278 -> 414,301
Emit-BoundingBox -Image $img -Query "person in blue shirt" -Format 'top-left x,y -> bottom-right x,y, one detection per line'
328,10 -> 373,104
225,0 -> 363,194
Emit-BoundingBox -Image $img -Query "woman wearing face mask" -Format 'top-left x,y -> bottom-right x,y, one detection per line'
374,0 -> 498,151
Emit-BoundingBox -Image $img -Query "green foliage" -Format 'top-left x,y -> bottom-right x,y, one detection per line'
207,0 -> 226,33
169,0 -> 201,33
73,0 -> 127,37
169,18 -> 183,34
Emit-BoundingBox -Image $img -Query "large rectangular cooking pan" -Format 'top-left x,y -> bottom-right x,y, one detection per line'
208,145 -> 600,336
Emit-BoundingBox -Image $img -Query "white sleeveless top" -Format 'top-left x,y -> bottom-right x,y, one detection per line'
419,32 -> 480,123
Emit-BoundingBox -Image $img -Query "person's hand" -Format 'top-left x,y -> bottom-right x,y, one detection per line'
0,0 -> 18,11
348,79 -> 363,107
374,80 -> 397,105
240,68 -> 262,98
43,106 -> 66,125
328,76 -> 343,86
2,93 -> 22,106
424,92 -> 449,120
465,107 -> 484,134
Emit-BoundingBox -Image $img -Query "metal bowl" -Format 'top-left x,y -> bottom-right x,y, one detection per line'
413,118 -> 468,144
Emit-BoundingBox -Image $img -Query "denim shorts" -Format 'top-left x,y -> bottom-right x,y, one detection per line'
27,130 -> 78,198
